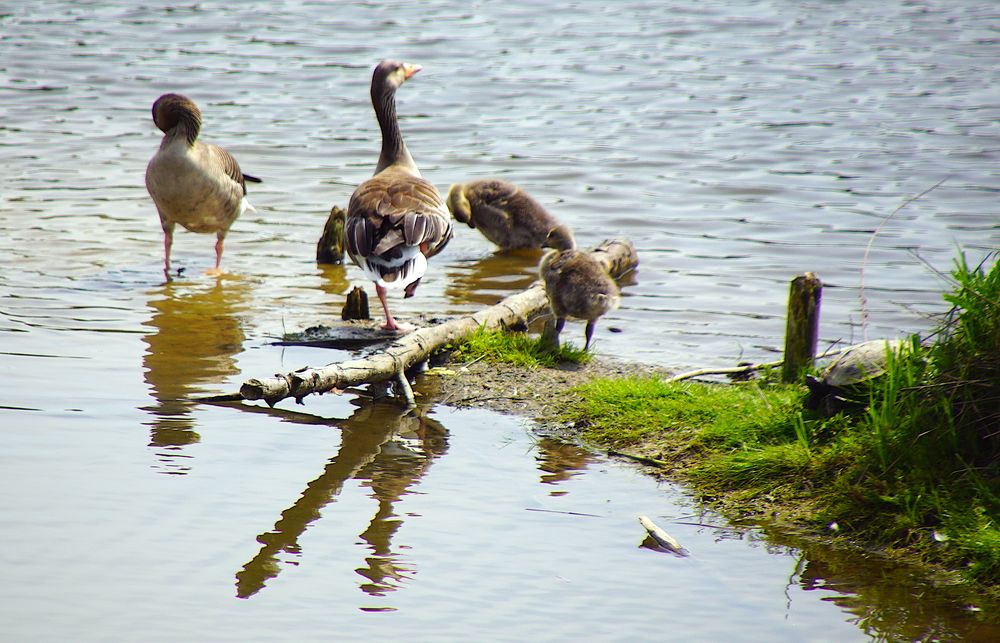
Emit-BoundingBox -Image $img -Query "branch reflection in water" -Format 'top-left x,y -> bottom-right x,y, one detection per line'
232,399 -> 449,600
140,277 -> 251,474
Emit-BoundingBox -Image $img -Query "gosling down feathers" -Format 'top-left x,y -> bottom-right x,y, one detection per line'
540,234 -> 620,351
446,178 -> 574,250
344,60 -> 452,331
145,93 -> 260,278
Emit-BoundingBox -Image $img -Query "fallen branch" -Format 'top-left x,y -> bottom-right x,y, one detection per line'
219,239 -> 638,408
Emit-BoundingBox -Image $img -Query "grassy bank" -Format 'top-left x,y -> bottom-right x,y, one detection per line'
561,253 -> 1000,597
446,253 -> 999,599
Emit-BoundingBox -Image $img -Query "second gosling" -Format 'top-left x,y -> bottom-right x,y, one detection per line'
539,232 -> 620,351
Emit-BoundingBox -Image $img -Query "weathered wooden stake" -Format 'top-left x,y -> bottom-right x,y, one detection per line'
782,272 -> 822,383
317,205 -> 346,264
341,286 -> 370,321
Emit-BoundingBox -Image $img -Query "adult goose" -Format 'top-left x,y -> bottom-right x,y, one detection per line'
345,60 -> 452,331
446,178 -> 574,250
145,93 -> 260,278
539,231 -> 620,351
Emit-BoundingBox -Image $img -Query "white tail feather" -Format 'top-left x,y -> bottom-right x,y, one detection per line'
362,246 -> 426,290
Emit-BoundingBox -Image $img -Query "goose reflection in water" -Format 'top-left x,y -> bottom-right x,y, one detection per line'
235,400 -> 449,600
140,278 -> 250,473
444,249 -> 544,308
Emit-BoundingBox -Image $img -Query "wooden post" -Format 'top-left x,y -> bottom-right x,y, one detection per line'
782,272 -> 821,383
341,286 -> 370,321
317,206 -> 346,264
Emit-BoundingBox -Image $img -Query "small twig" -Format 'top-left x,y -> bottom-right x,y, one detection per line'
525,508 -> 600,518
607,449 -> 669,468
859,178 -> 947,340
674,520 -> 745,531
665,347 -> 847,383
395,369 -> 416,408
196,392 -> 245,403
459,354 -> 488,371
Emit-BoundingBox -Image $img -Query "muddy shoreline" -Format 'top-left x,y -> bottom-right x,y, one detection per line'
420,355 -> 672,420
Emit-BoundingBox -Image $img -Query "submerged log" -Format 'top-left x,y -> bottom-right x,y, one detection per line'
232,239 -> 637,407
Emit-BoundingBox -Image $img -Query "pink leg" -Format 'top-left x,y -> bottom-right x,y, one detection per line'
375,283 -> 399,331
214,233 -> 225,271
163,229 -> 174,280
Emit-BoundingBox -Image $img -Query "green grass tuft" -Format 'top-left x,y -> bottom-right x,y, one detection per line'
450,326 -> 591,368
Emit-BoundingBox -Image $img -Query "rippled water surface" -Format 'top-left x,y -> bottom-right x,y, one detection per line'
1,1 -> 998,640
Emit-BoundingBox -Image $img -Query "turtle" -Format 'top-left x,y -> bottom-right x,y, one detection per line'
805,339 -> 904,414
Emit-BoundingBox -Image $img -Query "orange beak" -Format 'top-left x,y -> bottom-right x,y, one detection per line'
403,63 -> 422,79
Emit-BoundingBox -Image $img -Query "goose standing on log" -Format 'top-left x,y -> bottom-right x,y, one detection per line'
446,178 -> 574,250
145,93 -> 261,279
345,60 -> 452,331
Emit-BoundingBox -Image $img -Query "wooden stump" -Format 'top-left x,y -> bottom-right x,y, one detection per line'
317,206 -> 346,264
341,286 -> 370,321
782,272 -> 822,383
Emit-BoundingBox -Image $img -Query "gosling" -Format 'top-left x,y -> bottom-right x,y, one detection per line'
539,231 -> 620,351
447,178 -> 574,250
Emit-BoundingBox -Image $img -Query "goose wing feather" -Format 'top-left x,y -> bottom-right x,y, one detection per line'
208,144 -> 249,193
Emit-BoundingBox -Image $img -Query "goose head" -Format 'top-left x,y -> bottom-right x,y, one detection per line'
151,93 -> 202,142
373,59 -> 422,95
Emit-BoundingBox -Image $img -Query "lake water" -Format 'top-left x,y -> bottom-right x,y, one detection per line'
1,0 -> 998,640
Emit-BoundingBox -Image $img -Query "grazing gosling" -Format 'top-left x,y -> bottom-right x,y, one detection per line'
447,178 -> 574,250
539,230 -> 620,350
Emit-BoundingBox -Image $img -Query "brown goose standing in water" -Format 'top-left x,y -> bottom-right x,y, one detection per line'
145,93 -> 260,278
344,60 -> 453,331
446,178 -> 574,250
539,231 -> 620,350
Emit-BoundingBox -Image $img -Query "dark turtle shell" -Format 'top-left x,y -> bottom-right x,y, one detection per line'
822,339 -> 902,387
805,339 -> 903,413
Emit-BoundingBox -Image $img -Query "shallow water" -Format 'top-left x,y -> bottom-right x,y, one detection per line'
1,0 -> 998,640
